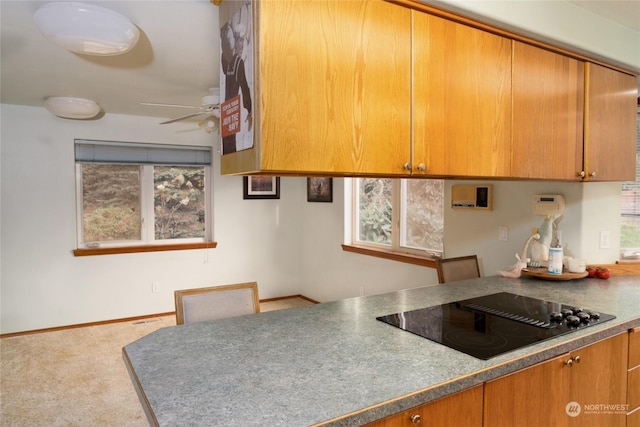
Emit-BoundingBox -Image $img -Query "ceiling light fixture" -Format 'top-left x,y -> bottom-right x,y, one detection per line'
199,117 -> 218,133
45,96 -> 101,119
34,2 -> 140,56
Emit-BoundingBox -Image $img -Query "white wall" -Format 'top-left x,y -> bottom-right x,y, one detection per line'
0,105 -> 626,334
297,179 -> 622,303
0,105 -> 308,333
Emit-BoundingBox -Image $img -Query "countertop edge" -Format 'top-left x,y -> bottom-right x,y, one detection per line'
122,347 -> 159,427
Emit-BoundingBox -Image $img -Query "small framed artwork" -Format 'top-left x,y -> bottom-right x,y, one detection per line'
243,176 -> 280,199
307,177 -> 333,203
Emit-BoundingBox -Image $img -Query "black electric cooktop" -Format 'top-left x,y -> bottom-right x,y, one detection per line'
376,292 -> 615,360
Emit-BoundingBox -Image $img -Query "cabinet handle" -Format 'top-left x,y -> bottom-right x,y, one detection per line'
410,414 -> 422,424
403,163 -> 412,171
416,163 -> 426,172
578,171 -> 596,179
565,355 -> 581,367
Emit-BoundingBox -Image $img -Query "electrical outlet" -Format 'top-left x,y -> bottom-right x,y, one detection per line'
599,231 -> 610,249
498,227 -> 508,241
152,282 -> 160,293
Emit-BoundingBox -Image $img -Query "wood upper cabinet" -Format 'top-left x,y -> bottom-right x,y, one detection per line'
219,2 -> 637,180
412,11 -> 511,177
364,385 -> 482,427
511,41 -> 585,180
221,0 -> 412,176
583,62 -> 637,182
485,333 -> 629,427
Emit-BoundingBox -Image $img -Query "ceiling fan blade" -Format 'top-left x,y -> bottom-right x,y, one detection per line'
141,102 -> 203,109
160,111 -> 209,124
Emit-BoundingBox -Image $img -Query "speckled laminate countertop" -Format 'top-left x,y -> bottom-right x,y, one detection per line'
123,275 -> 640,426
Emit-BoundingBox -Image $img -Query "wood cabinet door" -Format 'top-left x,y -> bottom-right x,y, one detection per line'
584,63 -> 637,182
512,42 -> 584,180
484,353 -> 571,427
412,11 -> 511,177
630,326 -> 640,369
258,0 -> 411,175
568,333 -> 628,427
365,385 -> 482,427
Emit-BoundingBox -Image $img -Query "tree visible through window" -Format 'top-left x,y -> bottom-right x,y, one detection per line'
154,166 -> 205,240
81,164 -> 141,242
354,178 -> 444,257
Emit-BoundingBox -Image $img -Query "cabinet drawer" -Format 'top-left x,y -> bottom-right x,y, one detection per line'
629,366 -> 640,411
630,327 -> 640,369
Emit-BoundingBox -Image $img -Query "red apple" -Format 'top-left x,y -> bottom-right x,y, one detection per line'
586,267 -> 597,278
596,268 -> 611,280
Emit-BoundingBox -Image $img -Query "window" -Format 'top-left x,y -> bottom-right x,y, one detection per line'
353,178 -> 444,258
75,140 -> 212,249
620,110 -> 640,259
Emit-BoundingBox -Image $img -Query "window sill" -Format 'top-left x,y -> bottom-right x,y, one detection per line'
73,241 -> 217,257
341,244 -> 438,269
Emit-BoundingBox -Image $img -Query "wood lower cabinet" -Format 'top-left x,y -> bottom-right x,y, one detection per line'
583,63 -> 637,182
568,333 -> 629,427
412,10 -> 511,178
364,385 -> 483,427
628,327 -> 640,427
485,333 -> 629,427
511,41 -> 585,180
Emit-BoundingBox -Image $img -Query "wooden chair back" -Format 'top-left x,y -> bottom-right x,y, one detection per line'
436,255 -> 480,284
174,282 -> 260,325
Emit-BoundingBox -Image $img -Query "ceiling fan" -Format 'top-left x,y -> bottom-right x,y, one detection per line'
141,88 -> 221,132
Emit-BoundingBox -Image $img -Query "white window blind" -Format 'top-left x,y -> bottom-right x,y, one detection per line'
75,139 -> 211,166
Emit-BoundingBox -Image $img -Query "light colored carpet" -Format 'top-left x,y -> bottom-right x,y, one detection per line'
0,297 -> 315,426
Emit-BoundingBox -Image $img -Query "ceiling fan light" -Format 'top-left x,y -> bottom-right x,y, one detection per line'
45,96 -> 100,119
199,117 -> 217,133
34,2 -> 139,56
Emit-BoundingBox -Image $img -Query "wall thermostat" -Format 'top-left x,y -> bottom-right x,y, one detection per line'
532,194 -> 565,216
451,185 -> 492,210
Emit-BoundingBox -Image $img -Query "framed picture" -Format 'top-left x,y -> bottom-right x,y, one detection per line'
307,177 -> 333,203
243,176 -> 280,199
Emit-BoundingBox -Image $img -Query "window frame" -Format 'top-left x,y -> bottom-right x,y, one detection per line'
619,108 -> 640,259
73,140 -> 214,256
348,178 -> 443,263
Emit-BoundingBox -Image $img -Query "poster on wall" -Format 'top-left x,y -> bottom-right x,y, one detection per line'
219,0 -> 254,155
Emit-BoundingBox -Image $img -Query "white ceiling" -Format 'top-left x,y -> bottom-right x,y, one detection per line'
1,1 -> 220,122
0,0 -> 638,125
567,0 -> 640,32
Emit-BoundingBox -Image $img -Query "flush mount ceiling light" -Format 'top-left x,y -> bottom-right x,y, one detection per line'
34,2 -> 139,56
45,96 -> 101,119
199,116 -> 218,133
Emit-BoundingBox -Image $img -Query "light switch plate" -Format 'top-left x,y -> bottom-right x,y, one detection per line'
499,227 -> 508,241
